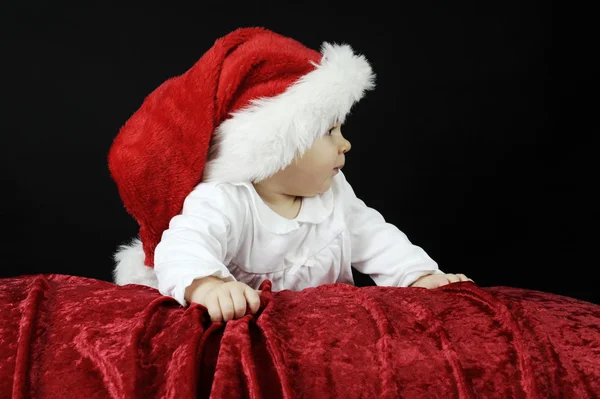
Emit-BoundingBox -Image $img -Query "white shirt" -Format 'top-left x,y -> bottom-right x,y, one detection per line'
154,171 -> 443,306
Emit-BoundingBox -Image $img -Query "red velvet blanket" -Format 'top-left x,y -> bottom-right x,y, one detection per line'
1,274 -> 599,398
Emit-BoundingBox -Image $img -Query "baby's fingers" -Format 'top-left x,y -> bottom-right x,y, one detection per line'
230,288 -> 248,319
456,274 -> 474,283
245,286 -> 261,314
218,294 -> 235,322
204,294 -> 223,322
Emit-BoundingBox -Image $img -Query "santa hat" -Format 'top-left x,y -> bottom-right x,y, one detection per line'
108,27 -> 375,288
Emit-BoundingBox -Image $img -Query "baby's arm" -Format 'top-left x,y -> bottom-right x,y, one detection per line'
337,172 -> 444,287
154,183 -> 259,321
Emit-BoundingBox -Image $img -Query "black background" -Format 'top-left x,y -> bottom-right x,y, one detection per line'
3,2 -> 596,304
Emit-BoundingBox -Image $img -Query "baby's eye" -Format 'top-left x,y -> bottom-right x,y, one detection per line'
327,127 -> 335,135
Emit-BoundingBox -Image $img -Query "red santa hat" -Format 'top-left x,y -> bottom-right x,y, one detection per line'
108,27 -> 375,288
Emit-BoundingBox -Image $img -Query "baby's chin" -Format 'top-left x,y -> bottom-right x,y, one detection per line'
291,175 -> 333,197
315,177 -> 334,195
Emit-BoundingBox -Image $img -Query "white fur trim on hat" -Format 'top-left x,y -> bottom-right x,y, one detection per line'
113,238 -> 158,288
202,42 -> 375,183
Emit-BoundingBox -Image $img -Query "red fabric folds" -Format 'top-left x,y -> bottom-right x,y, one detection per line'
1,274 -> 599,398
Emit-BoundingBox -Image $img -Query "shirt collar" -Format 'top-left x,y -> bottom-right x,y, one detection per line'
231,181 -> 334,234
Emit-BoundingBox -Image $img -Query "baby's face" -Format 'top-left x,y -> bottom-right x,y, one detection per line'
270,123 -> 351,197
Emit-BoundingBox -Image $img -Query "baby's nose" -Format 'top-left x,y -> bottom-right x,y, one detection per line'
341,140 -> 351,153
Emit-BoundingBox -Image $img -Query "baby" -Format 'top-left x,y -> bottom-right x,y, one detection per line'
109,27 -> 473,322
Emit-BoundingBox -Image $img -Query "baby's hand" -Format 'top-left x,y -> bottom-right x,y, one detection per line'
186,278 -> 261,322
409,273 -> 473,289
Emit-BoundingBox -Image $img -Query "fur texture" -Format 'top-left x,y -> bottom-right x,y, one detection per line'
113,238 -> 158,288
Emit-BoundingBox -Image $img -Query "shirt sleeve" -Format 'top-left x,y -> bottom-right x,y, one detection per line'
154,183 -> 244,306
337,172 -> 443,287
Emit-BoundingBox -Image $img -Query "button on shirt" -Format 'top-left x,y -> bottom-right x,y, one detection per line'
154,171 -> 443,306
